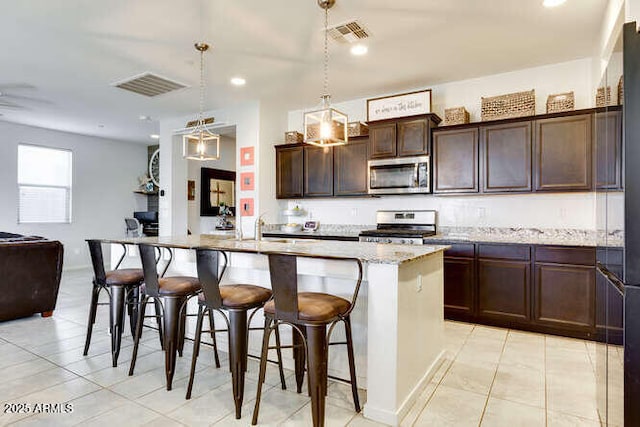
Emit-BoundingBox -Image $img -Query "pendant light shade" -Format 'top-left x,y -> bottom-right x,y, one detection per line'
183,42 -> 221,161
303,0 -> 348,147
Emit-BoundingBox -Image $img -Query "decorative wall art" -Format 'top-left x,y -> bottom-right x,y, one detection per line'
240,172 -> 254,191
240,198 -> 254,216
367,89 -> 432,121
200,167 -> 236,216
240,146 -> 254,166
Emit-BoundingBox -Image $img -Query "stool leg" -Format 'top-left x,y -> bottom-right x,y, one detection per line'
177,305 -> 187,357
228,309 -> 248,419
274,323 -> 287,390
251,317 -> 273,425
292,327 -> 306,394
306,325 -> 328,427
83,285 -> 101,356
207,309 -> 221,368
127,286 -> 140,337
154,299 -> 164,350
186,305 -> 205,400
163,296 -> 183,391
110,285 -> 126,367
344,316 -> 361,412
129,295 -> 148,376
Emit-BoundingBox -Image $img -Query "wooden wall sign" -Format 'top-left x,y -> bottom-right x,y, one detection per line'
367,89 -> 432,121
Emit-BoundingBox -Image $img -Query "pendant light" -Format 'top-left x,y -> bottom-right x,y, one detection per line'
183,42 -> 221,161
303,0 -> 348,147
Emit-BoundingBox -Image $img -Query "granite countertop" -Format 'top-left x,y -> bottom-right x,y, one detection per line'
100,235 -> 449,265
262,224 -> 367,241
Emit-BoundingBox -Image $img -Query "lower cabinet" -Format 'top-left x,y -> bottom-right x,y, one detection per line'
443,242 -> 598,340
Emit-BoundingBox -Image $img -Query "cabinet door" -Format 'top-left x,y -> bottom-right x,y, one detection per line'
304,146 -> 333,197
444,256 -> 476,320
594,110 -> 622,190
397,117 -> 429,157
276,145 -> 304,199
369,122 -> 397,158
534,263 -> 595,333
596,269 -> 624,344
433,128 -> 479,193
481,121 -> 532,192
534,114 -> 592,191
334,138 -> 368,196
478,259 -> 530,324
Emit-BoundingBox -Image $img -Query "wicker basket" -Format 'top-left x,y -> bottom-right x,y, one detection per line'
284,131 -> 303,144
444,107 -> 470,125
546,92 -> 575,113
596,87 -> 612,107
481,90 -> 535,121
347,122 -> 369,137
618,76 -> 624,105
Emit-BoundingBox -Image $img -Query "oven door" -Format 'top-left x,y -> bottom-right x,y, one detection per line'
368,156 -> 429,194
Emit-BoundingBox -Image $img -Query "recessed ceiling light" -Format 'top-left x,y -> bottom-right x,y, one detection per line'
98,124 -> 105,128
350,44 -> 368,56
139,115 -> 152,121
230,77 -> 246,86
150,134 -> 160,140
543,0 -> 566,7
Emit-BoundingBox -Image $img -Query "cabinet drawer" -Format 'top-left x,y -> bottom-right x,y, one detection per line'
534,246 -> 595,266
478,244 -> 530,261
444,243 -> 475,258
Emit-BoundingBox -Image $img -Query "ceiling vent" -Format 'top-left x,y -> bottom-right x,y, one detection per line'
327,20 -> 370,44
112,72 -> 187,97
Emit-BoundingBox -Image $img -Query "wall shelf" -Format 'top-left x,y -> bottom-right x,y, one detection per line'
133,190 -> 159,195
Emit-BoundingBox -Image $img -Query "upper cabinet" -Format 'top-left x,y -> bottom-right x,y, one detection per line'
534,114 -> 593,192
276,144 -> 304,199
334,137 -> 369,196
481,122 -> 532,193
432,128 -> 479,193
304,145 -> 334,197
368,114 -> 440,159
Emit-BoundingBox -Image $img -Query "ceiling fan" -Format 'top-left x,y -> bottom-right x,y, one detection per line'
0,84 -> 52,110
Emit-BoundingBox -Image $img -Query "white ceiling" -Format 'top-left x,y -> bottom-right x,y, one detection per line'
0,0 -> 607,144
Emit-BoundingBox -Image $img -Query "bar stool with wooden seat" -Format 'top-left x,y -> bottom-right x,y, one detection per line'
186,248 -> 286,419
84,240 -> 145,367
128,243 -> 202,390
252,253 -> 363,427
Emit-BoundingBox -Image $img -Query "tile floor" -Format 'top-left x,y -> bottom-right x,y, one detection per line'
0,269 -> 606,426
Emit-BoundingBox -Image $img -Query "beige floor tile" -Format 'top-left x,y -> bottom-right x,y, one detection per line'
141,416 -> 187,427
413,384 -> 486,427
400,381 -> 437,427
456,338 -> 505,364
325,381 -> 366,413
471,325 -> 509,341
546,372 -> 599,421
281,402 -> 356,426
546,410 -> 602,426
0,357 -> 59,384
440,359 -> 497,395
480,397 -> 545,426
347,413 -> 390,426
82,400 -> 161,426
0,367 -> 78,402
490,362 -> 545,408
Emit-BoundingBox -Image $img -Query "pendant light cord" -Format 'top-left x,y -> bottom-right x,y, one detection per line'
198,47 -> 205,127
323,5 -> 329,104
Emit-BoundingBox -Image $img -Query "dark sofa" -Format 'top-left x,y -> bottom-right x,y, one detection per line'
0,233 -> 64,321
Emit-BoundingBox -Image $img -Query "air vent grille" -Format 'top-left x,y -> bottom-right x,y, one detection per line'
113,72 -> 187,97
327,20 -> 370,44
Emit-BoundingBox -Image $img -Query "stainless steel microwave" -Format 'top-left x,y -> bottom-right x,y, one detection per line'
367,155 -> 430,194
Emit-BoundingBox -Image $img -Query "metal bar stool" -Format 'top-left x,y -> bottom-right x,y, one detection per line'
84,240 -> 145,367
129,243 -> 202,390
252,253 -> 363,427
186,248 -> 286,419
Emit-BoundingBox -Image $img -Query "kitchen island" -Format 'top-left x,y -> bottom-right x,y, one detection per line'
105,235 -> 448,425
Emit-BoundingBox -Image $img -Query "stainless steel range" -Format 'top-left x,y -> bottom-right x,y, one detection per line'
359,210 -> 437,245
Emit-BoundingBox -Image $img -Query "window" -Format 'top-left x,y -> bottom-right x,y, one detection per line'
18,144 -> 72,224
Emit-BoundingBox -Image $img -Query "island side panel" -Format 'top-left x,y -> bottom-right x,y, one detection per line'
363,252 -> 445,426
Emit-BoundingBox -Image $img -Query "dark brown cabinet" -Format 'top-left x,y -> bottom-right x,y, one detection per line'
334,137 -> 369,196
594,110 -> 623,189
276,145 -> 304,199
481,122 -> 532,192
534,114 -> 593,191
533,246 -> 596,334
368,114 -> 439,159
303,145 -> 333,197
432,128 -> 479,193
369,122 -> 397,158
444,244 -> 476,321
477,244 -> 531,324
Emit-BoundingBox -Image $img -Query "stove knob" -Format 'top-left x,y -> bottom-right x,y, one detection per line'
385,238 -> 392,244
406,240 -> 412,245
400,239 -> 406,244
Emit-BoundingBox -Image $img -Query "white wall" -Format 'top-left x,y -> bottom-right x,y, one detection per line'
0,121 -> 147,269
285,58 -> 600,230
186,135 -> 236,235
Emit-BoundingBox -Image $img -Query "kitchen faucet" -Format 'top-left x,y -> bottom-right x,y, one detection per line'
254,212 -> 266,240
